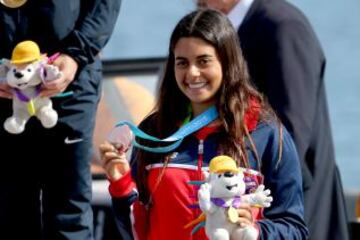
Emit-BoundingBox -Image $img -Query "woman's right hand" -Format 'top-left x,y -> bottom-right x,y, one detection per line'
0,81 -> 13,99
99,141 -> 130,181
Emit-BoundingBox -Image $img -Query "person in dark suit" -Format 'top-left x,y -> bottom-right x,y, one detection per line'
198,0 -> 349,239
0,1 -> 121,239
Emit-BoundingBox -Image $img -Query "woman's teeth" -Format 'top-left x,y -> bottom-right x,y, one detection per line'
188,82 -> 206,89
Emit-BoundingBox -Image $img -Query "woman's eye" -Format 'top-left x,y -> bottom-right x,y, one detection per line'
199,58 -> 210,66
176,61 -> 187,67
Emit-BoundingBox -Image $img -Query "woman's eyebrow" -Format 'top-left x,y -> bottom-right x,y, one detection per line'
175,56 -> 187,60
197,54 -> 213,59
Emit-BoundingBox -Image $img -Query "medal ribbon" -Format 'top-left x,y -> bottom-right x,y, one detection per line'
14,85 -> 41,116
114,105 -> 218,153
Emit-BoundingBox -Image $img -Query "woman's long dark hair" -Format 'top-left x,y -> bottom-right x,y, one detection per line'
134,9 -> 276,204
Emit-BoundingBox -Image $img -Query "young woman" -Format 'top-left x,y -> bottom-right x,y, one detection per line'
99,9 -> 308,240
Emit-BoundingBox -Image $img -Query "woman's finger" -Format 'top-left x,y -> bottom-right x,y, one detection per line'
102,151 -> 120,164
237,217 -> 253,227
104,156 -> 130,181
236,203 -> 254,225
99,142 -> 117,158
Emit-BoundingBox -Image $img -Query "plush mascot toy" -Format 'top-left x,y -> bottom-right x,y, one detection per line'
198,155 -> 273,240
0,40 -> 62,134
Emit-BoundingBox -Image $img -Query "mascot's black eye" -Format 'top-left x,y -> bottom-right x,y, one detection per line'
218,174 -> 222,178
27,68 -> 32,72
224,172 -> 234,178
13,69 -> 16,73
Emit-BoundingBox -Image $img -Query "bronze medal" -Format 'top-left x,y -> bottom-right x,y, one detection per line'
0,0 -> 27,8
227,206 -> 239,223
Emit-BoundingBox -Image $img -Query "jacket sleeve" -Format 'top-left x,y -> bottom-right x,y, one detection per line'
59,0 -> 121,67
110,149 -> 149,240
264,19 -> 324,190
257,124 -> 309,239
112,192 -> 137,240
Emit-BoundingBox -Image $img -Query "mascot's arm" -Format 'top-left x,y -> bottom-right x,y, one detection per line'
42,64 -> 63,82
198,183 -> 216,214
0,59 -> 13,99
0,60 -> 7,78
242,184 -> 273,208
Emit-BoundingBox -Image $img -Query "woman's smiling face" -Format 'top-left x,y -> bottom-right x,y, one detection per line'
174,37 -> 223,115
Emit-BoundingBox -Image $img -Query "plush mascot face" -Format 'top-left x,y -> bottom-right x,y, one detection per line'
5,61 -> 42,90
205,155 -> 246,198
208,170 -> 246,198
1,40 -> 44,90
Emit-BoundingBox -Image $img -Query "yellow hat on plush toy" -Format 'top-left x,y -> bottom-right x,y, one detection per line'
209,155 -> 239,173
11,40 -> 42,64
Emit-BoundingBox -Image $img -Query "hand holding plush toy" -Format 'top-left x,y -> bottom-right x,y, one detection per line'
0,40 -> 62,134
198,155 -> 273,240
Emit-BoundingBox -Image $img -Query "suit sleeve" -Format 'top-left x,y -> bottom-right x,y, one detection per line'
264,20 -> 324,189
59,0 -> 121,66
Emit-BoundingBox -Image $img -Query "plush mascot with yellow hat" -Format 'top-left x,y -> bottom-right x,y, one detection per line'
0,40 -> 62,134
198,155 -> 273,240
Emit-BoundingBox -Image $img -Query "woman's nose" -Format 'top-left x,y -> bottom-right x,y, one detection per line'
187,65 -> 200,78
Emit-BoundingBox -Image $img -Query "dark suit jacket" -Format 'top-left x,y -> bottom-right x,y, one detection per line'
238,0 -> 349,239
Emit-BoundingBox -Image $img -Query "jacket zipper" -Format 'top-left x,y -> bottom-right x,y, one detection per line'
192,139 -> 205,240
197,139 -> 204,179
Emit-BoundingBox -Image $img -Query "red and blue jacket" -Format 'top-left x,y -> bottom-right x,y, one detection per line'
108,114 -> 308,240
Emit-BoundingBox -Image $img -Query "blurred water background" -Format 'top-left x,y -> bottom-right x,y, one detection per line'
102,0 -> 360,189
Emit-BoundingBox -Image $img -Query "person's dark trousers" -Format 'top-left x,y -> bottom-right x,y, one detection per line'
0,61 -> 101,240
0,119 -> 94,240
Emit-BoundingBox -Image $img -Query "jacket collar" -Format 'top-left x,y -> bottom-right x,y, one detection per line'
194,99 -> 260,139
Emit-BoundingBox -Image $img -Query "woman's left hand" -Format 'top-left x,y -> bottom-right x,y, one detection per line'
236,203 -> 254,227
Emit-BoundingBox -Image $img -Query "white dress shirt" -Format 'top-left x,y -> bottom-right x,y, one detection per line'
228,0 -> 255,30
